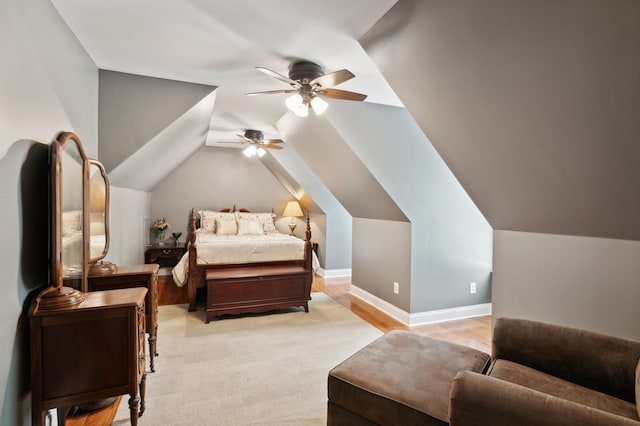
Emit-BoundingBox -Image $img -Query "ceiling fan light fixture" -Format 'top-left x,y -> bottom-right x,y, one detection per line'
310,96 -> 328,115
243,145 -> 257,157
257,147 -> 267,157
292,102 -> 309,117
285,93 -> 304,111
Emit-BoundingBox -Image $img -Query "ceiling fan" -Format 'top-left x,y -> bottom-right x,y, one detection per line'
246,60 -> 368,117
218,129 -> 284,157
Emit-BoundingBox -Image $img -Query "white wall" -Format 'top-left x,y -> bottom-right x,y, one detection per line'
106,186 -> 151,266
493,230 -> 640,340
0,0 -> 98,423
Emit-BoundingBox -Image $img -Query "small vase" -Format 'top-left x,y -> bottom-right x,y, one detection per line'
156,230 -> 165,246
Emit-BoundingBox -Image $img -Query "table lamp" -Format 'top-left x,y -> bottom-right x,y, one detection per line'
282,201 -> 304,235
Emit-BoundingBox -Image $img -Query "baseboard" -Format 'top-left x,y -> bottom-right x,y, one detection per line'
349,284 -> 492,327
317,268 -> 352,285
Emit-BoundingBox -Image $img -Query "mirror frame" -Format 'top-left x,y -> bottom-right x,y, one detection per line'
87,159 -> 116,274
36,131 -> 88,310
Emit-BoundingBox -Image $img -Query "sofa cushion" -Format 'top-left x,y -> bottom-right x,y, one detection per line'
488,359 -> 639,421
492,317 -> 640,403
328,330 -> 490,425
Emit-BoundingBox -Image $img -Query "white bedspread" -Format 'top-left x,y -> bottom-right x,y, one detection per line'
172,230 -> 307,287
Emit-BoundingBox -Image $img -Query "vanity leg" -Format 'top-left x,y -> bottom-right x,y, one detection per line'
128,393 -> 140,426
154,322 -> 159,356
148,334 -> 156,372
139,372 -> 147,416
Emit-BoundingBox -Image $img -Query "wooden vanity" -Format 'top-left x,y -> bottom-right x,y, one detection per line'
29,288 -> 147,426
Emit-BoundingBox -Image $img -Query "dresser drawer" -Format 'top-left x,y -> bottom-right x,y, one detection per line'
145,245 -> 186,268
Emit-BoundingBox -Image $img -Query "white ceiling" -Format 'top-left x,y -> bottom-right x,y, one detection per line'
51,0 -> 402,146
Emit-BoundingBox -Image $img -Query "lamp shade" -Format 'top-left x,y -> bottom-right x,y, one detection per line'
282,201 -> 304,217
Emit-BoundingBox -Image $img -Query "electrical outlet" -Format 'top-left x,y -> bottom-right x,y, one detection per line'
470,282 -> 477,294
393,282 -> 399,294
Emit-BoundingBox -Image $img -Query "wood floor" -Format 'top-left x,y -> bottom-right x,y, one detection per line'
67,274 -> 491,425
312,276 -> 492,354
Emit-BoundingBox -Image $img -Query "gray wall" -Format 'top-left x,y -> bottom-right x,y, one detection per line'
364,0 -> 640,331
494,231 -> 640,341
363,0 -> 640,241
328,102 -> 492,312
98,70 -> 215,173
277,112 -> 407,222
264,141 -> 353,270
352,218 -> 412,311
0,0 -> 98,423
150,147 -> 297,242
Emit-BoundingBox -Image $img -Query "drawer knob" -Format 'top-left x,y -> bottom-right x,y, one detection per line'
163,249 -> 171,254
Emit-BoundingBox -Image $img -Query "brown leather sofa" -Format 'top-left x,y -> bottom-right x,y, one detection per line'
328,317 -> 640,425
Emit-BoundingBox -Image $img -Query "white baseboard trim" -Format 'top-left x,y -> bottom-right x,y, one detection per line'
349,284 -> 492,327
317,268 -> 352,285
350,284 -> 410,324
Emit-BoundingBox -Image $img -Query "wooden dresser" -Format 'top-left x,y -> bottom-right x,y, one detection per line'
88,264 -> 160,372
29,288 -> 147,426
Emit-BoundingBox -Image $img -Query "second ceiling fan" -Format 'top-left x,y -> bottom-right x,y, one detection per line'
218,129 -> 284,157
246,60 -> 368,117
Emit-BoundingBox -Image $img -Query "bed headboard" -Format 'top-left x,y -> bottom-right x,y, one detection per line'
194,205 -> 250,229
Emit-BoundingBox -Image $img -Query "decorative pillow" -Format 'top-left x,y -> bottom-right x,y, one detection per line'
237,212 -> 277,233
636,357 -> 639,418
215,218 -> 237,235
237,219 -> 264,236
62,210 -> 82,236
199,210 -> 235,232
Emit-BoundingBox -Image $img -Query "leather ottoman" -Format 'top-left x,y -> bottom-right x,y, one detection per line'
327,330 -> 491,425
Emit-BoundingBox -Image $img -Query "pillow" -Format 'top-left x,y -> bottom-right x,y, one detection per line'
237,212 -> 277,233
215,218 -> 237,235
636,357 -> 639,418
237,219 -> 264,236
62,210 -> 82,236
199,210 -> 235,232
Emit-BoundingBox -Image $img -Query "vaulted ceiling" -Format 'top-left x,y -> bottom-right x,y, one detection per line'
51,0 -> 640,242
51,0 -> 402,139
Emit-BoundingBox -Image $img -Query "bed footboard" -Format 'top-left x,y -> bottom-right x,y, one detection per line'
185,209 -> 313,312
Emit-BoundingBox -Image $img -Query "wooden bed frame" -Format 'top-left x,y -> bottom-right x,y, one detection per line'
185,208 -> 313,312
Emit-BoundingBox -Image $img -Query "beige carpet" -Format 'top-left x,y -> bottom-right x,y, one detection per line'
113,293 -> 383,426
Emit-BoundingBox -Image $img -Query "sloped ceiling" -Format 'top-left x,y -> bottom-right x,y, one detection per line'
277,111 -> 407,222
362,0 -> 640,241
98,70 -> 217,173
52,0 -> 402,140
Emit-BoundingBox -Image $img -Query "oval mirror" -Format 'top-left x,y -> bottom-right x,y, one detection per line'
88,160 -> 116,274
37,132 -> 88,309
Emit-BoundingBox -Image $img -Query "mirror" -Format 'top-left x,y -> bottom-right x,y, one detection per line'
36,132 -> 88,309
88,160 -> 116,274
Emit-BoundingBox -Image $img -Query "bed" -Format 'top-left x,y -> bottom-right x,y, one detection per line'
172,207 -> 315,313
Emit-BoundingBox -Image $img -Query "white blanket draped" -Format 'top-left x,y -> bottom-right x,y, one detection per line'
172,230 -> 309,287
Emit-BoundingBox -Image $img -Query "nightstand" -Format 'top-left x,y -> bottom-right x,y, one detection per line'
145,244 -> 186,268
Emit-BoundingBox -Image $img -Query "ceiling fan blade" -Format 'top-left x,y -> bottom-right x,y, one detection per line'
263,139 -> 284,145
310,69 -> 355,88
255,67 -> 302,88
245,89 -> 297,96
318,88 -> 368,101
264,144 -> 283,150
